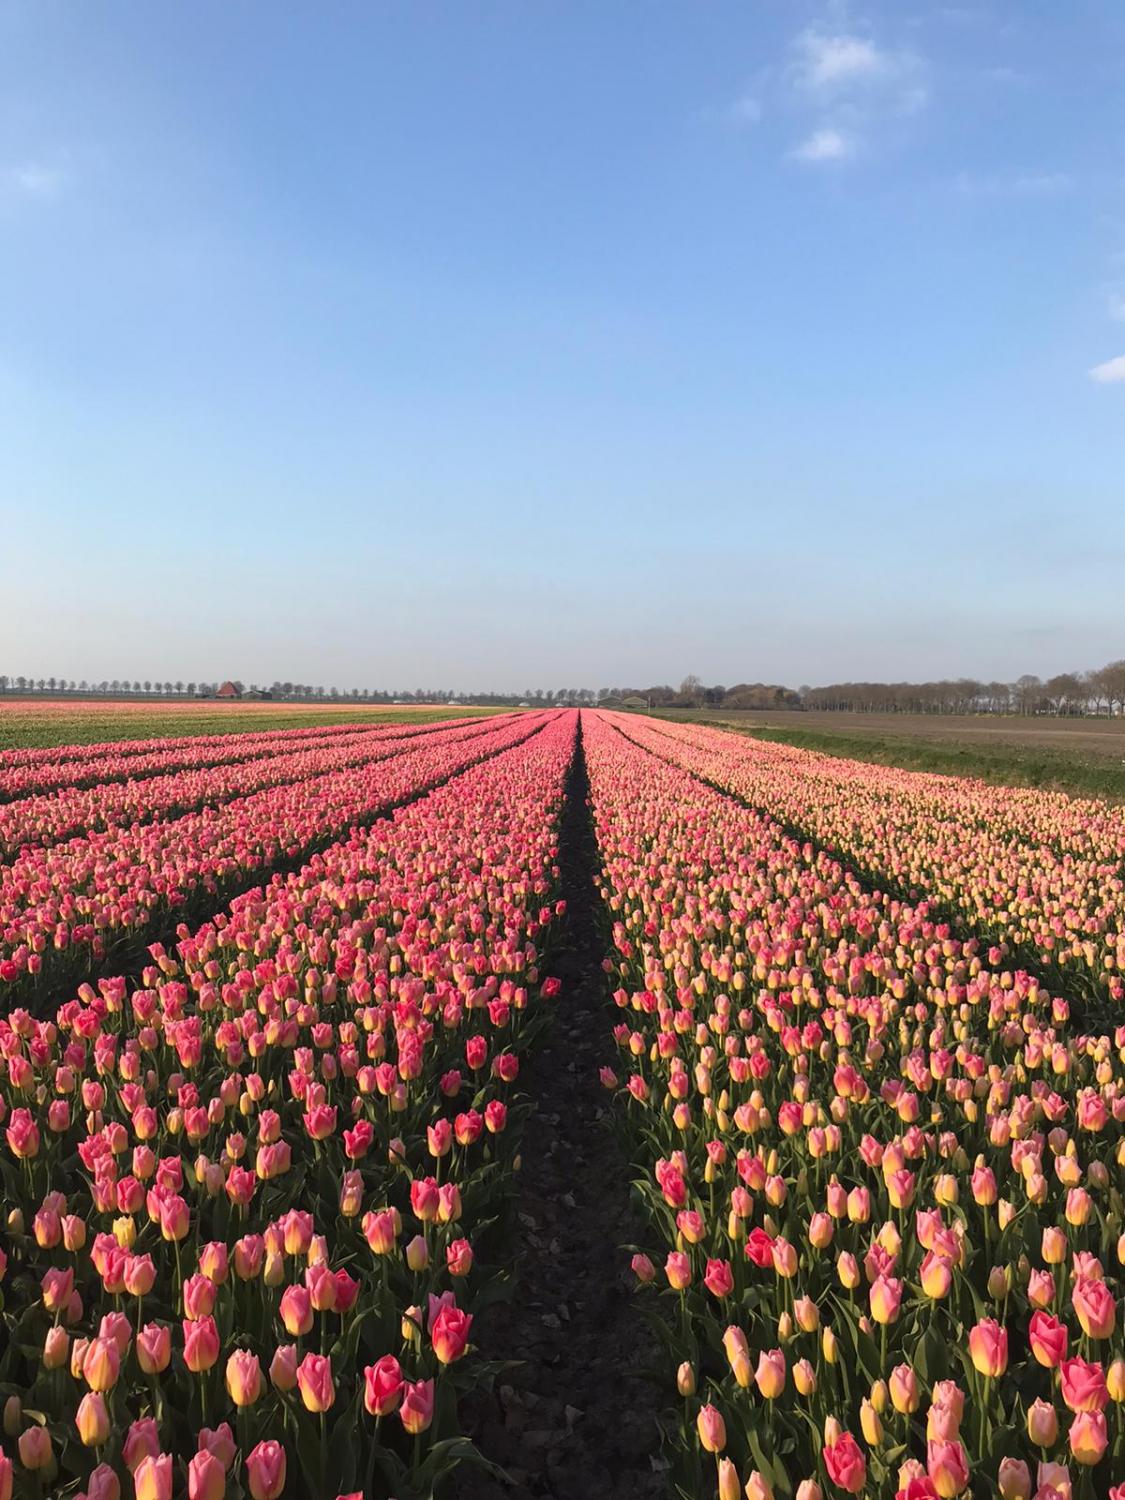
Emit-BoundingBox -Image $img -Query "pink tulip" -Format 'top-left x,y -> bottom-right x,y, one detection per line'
133,1454 -> 172,1500
188,1451 -> 226,1500
245,1441 -> 286,1500
823,1431 -> 866,1493
295,1352 -> 335,1412
400,1378 -> 435,1434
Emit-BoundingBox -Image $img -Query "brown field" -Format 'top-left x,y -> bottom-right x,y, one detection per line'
676,709 -> 1125,758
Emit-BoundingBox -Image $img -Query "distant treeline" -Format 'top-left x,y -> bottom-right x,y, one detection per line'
797,661 -> 1125,715
3,661 -> 1124,714
620,664 -> 1125,715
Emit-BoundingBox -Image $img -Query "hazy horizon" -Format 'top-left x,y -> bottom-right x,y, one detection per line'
3,2 -> 1123,690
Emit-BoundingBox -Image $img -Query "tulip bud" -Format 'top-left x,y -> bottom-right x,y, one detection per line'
889,1365 -> 919,1414
269,1345 -> 298,1393
794,1296 -> 819,1333
1027,1399 -> 1058,1447
987,1264 -> 1011,1299
18,1429 -> 52,1476
998,1458 -> 1031,1500
717,1458 -> 740,1500
43,1326 -> 70,1370
793,1358 -> 816,1396
697,1404 -> 726,1454
76,1392 -> 111,1447
677,1362 -> 696,1397
3,1397 -> 22,1437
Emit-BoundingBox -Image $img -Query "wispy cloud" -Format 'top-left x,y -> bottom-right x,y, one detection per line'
722,16 -> 927,169
1089,355 -> 1125,384
795,31 -> 888,91
5,162 -> 67,198
792,27 -> 925,110
792,127 -> 853,164
780,21 -> 926,165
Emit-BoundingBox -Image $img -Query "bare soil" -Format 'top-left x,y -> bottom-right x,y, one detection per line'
458,726 -> 668,1500
668,708 -> 1125,758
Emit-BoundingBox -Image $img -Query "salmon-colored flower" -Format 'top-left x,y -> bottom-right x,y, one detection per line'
83,1337 -> 121,1392
364,1355 -> 403,1416
245,1441 -> 286,1500
76,1391 -> 110,1447
1027,1399 -> 1059,1447
136,1323 -> 171,1374
1029,1312 -> 1068,1368
134,1454 -> 173,1500
183,1316 -> 220,1373
295,1352 -> 334,1412
823,1431 -> 865,1493
188,1450 -> 226,1500
869,1275 -> 902,1324
665,1251 -> 692,1289
755,1348 -> 786,1400
1072,1278 -> 1115,1340
697,1404 -> 726,1454
431,1304 -> 473,1364
997,1458 -> 1030,1500
225,1350 -> 262,1407
1060,1357 -> 1108,1412
1068,1410 -> 1108,1465
123,1419 -> 161,1473
400,1379 -> 435,1434
926,1440 -> 969,1499
704,1258 -> 734,1298
968,1318 -> 1007,1378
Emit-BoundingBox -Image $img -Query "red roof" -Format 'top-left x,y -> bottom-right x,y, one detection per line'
216,681 -> 241,699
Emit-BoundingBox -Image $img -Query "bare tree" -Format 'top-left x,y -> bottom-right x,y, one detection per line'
1014,674 -> 1042,714
1096,659 -> 1125,715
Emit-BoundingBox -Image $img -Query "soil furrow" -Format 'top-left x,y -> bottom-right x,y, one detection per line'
459,717 -> 668,1500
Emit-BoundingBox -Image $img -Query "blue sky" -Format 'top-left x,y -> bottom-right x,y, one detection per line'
2,1 -> 1123,692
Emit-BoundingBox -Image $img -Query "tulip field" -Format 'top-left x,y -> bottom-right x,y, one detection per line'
589,712 -> 1124,1500
0,708 -> 1122,1500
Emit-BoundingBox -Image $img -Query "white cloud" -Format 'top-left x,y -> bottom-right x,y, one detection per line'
780,24 -> 926,163
796,30 -> 887,90
7,163 -> 66,198
1089,355 -> 1125,384
792,127 -> 853,163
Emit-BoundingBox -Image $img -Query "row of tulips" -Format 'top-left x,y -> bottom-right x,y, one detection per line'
0,719 -> 487,860
581,711 -> 1124,1500
630,719 -> 1125,861
0,713 -> 546,1003
0,719 -> 464,798
0,711 -> 577,1498
608,715 -> 1125,1012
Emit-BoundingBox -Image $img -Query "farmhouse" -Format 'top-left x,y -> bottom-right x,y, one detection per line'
216,681 -> 242,700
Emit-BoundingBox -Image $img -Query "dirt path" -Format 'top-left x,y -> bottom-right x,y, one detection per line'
458,721 -> 668,1500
